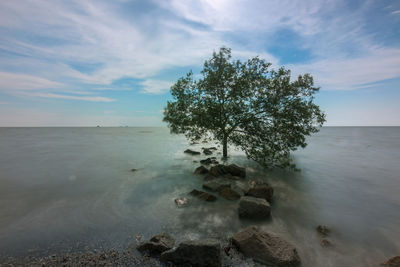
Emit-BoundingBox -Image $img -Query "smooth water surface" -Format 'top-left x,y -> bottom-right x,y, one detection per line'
0,127 -> 399,266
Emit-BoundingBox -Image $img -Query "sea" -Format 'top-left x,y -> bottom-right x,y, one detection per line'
0,127 -> 399,266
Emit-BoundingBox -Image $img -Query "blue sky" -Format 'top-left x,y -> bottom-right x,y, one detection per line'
0,0 -> 399,126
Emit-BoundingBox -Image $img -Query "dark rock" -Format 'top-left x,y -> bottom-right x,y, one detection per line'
226,164 -> 246,178
189,189 -> 217,202
137,233 -> 175,255
202,180 -> 231,192
320,239 -> 333,247
238,196 -> 270,219
209,164 -> 229,177
202,146 -> 217,150
200,157 -> 219,165
194,166 -> 209,175
160,239 -> 221,267
203,148 -> 213,155
232,226 -> 300,266
222,173 -> 241,180
383,256 -> 400,267
184,149 -> 201,155
131,168 -> 138,172
219,187 -> 241,200
174,197 -> 189,207
204,173 -> 218,181
245,182 -> 274,202
316,225 -> 330,236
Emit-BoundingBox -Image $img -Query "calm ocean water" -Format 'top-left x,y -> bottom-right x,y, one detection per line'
0,127 -> 399,266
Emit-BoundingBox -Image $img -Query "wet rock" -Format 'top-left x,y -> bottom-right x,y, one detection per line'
174,197 -> 189,208
160,239 -> 221,267
202,146 -> 217,150
219,187 -> 241,200
203,179 -> 231,192
320,239 -> 333,247
238,196 -> 270,219
189,189 -> 217,202
131,168 -> 138,172
200,157 -> 219,165
204,173 -> 218,181
222,173 -> 241,180
316,225 -> 330,236
209,164 -> 229,177
194,166 -> 209,175
232,226 -> 300,266
184,149 -> 201,155
203,148 -> 213,155
245,182 -> 274,202
137,233 -> 175,255
382,256 -> 400,267
226,164 -> 246,178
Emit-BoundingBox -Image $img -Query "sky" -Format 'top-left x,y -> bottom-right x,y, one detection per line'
0,0 -> 399,126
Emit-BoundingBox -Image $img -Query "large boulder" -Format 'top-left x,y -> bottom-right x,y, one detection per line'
203,179 -> 231,192
238,196 -> 270,219
209,164 -> 229,177
226,164 -> 246,178
232,226 -> 300,266
219,187 -> 241,200
383,256 -> 400,267
137,233 -> 175,255
194,166 -> 209,175
160,239 -> 221,267
245,181 -> 274,202
189,189 -> 217,202
184,149 -> 201,155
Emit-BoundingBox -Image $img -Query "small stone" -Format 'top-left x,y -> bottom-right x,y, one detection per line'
184,149 -> 201,155
174,197 -> 189,207
131,168 -> 138,172
316,225 -> 330,236
320,239 -> 333,247
189,189 -> 217,201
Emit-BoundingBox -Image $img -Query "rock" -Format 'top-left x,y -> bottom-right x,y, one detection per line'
160,239 -> 221,267
320,239 -> 333,247
204,173 -> 218,181
226,164 -> 246,178
131,168 -> 138,172
222,173 -> 241,180
316,225 -> 330,236
189,189 -> 217,202
203,148 -> 213,155
219,187 -> 241,200
202,146 -> 217,150
232,226 -> 300,266
137,233 -> 175,255
209,164 -> 229,177
200,157 -> 219,165
194,166 -> 209,175
383,256 -> 400,267
203,179 -> 231,192
184,149 -> 201,155
245,182 -> 274,202
238,196 -> 270,219
174,197 -> 189,207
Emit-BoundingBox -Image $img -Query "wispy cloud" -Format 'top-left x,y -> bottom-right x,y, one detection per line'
0,72 -> 62,91
28,92 -> 115,102
140,79 -> 174,94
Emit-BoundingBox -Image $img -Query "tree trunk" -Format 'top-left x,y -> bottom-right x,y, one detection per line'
222,135 -> 228,158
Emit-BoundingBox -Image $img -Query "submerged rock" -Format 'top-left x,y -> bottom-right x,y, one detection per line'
189,189 -> 217,202
131,168 -> 138,172
202,179 -> 231,192
219,187 -> 241,200
238,196 -> 270,219
245,182 -> 274,202
174,197 -> 189,208
320,239 -> 333,247
203,148 -> 213,155
200,157 -> 219,165
137,233 -> 175,255
160,239 -> 221,267
382,256 -> 400,267
232,226 -> 300,266
184,149 -> 201,155
194,166 -> 209,175
316,225 -> 330,236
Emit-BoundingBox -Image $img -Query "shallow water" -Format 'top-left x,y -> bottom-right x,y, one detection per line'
0,127 -> 399,266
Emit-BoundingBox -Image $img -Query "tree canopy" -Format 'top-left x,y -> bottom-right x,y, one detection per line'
163,47 -> 325,169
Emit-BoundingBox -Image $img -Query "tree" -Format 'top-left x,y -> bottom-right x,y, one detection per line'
163,47 -> 325,169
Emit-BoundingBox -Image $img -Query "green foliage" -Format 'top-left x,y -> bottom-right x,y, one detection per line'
163,47 -> 326,169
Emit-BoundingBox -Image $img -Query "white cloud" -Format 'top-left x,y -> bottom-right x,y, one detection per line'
0,72 -> 63,91
28,92 -> 115,102
140,79 -> 174,94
